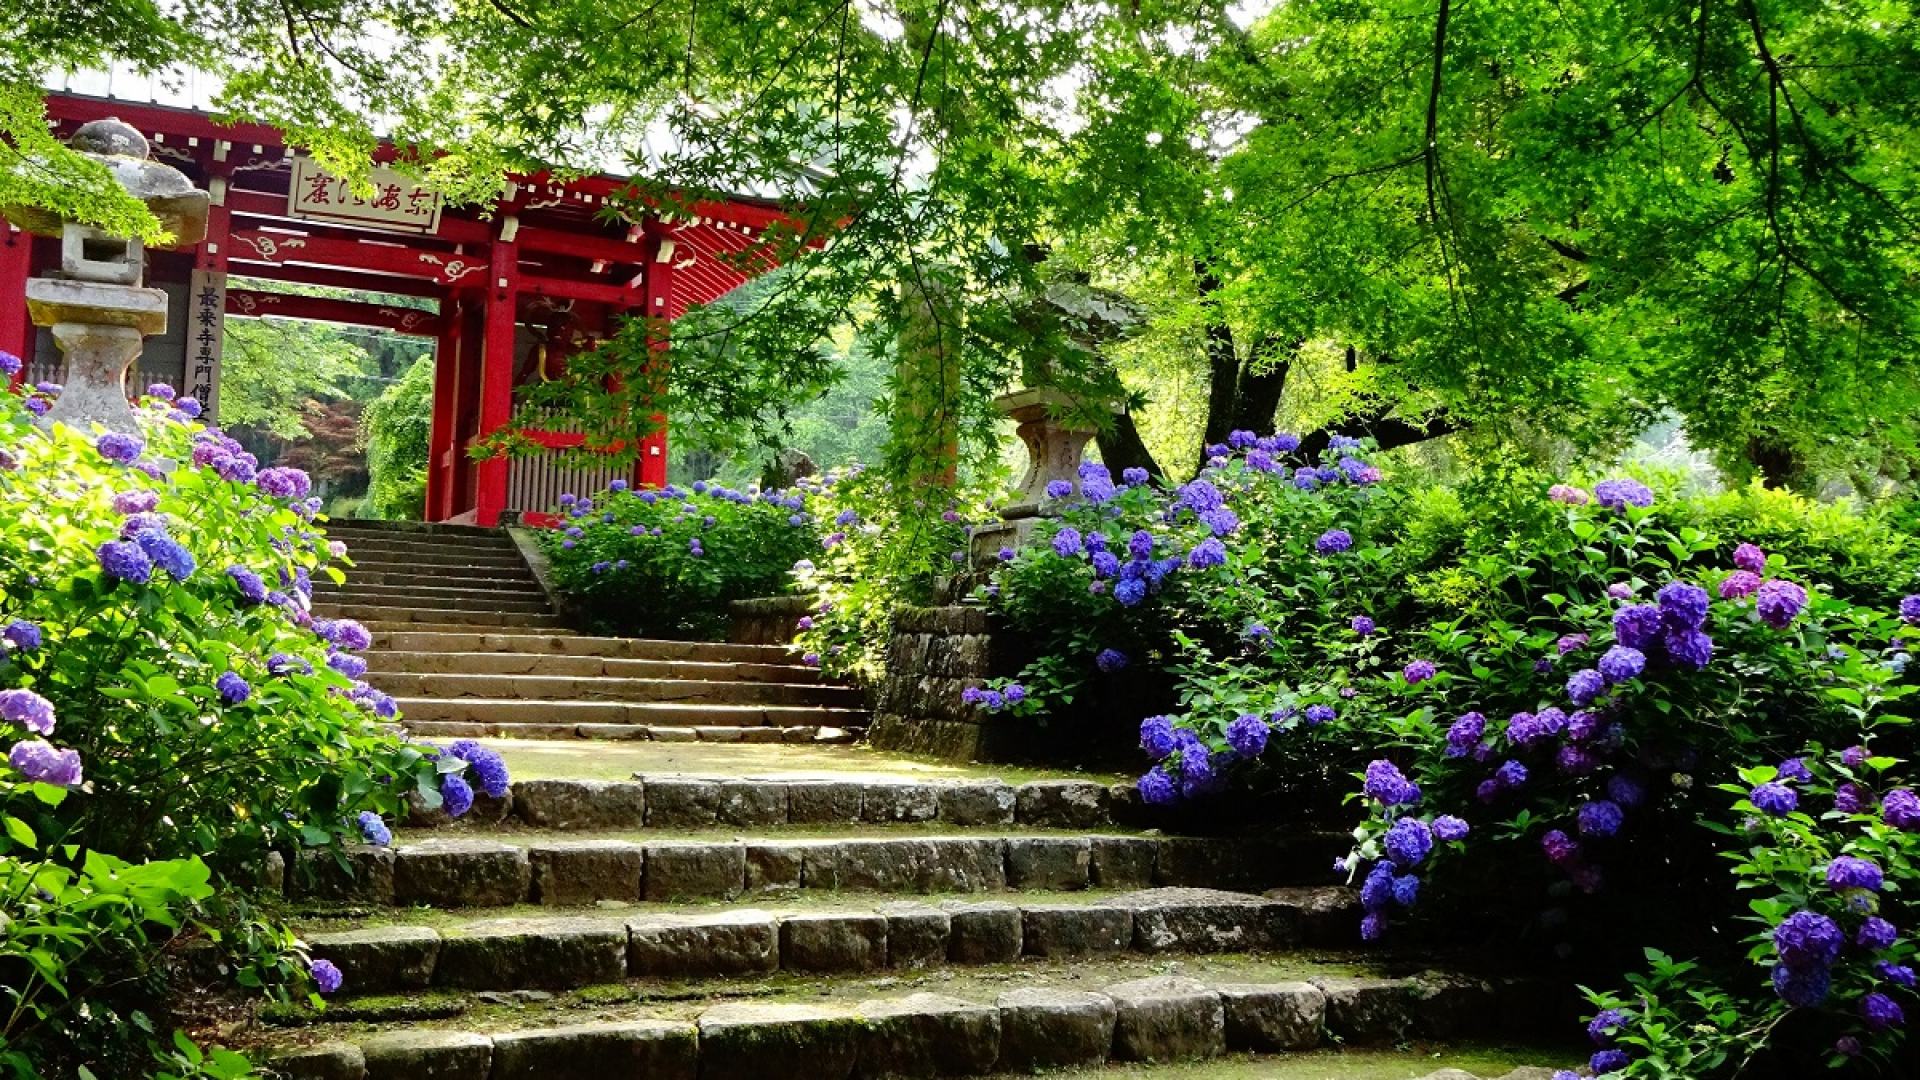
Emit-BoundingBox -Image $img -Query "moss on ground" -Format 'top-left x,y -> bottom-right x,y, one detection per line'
484,738 -> 1126,786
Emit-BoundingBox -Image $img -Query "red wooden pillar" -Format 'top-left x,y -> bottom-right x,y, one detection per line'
0,224 -> 32,387
474,219 -> 520,526
637,222 -> 676,489
425,293 -> 461,520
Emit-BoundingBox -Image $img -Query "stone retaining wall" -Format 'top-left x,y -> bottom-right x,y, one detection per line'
728,595 -> 816,645
273,967 -> 1536,1080
867,605 -> 1007,760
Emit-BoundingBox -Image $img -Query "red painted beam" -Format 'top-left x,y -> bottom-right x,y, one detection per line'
226,289 -> 443,335
224,186 -> 495,246
514,224 -> 649,267
230,261 -> 448,300
518,273 -> 644,307
229,229 -> 493,288
45,93 -> 288,149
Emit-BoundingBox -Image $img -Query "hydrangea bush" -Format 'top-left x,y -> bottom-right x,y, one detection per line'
986,432 -> 1920,1074
0,364 -> 491,1077
536,478 -> 821,639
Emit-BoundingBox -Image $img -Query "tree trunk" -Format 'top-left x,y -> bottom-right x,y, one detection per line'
1229,335 -> 1296,435
1194,259 -> 1241,469
1095,406 -> 1163,481
1297,407 -> 1459,459
1744,436 -> 1804,489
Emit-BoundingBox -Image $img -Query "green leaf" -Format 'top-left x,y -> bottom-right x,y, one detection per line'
4,816 -> 36,850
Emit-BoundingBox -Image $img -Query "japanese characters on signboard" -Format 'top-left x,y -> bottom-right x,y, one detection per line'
286,157 -> 443,235
187,269 -> 225,421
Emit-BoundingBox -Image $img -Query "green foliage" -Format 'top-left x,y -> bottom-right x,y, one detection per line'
538,479 -> 821,640
0,387 -> 485,1076
362,354 -> 435,520
217,318 -> 369,441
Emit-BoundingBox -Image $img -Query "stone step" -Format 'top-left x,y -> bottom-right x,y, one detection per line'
368,672 -> 860,708
316,588 -> 554,614
369,650 -> 823,684
268,957 -> 1545,1080
301,888 -> 1359,997
337,559 -> 544,585
404,720 -> 860,744
337,546 -> 530,569
396,697 -> 864,728
501,776 -> 1128,832
368,622 -> 581,638
323,519 -> 510,539
284,832 -> 1344,909
367,631 -> 796,664
319,570 -> 547,594
313,605 -> 564,628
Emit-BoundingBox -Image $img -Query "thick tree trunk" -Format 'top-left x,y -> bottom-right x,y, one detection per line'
1297,408 -> 1460,459
1194,259 -> 1241,469
1229,335 -> 1296,435
1745,436 -> 1804,489
1095,406 -> 1163,481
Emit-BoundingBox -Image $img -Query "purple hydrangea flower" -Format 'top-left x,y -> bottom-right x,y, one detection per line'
1588,1009 -> 1627,1047
1656,581 -> 1709,629
97,539 -> 153,584
1542,829 -> 1581,864
266,653 -> 312,677
1140,716 -> 1177,759
1567,669 -> 1606,706
1549,484 -> 1589,505
1879,962 -> 1918,988
441,773 -> 475,818
1774,910 -> 1844,969
1607,582 -> 1635,600
357,810 -> 392,846
1351,615 -> 1376,636
1777,757 -> 1813,783
255,467 -> 313,499
1432,815 -> 1469,843
2,620 -> 41,653
1444,712 -> 1485,756
1091,551 -> 1121,578
1003,685 -> 1026,704
1719,570 -> 1762,599
1495,760 -> 1529,789
225,565 -> 267,604
1664,627 -> 1714,669
175,398 -> 202,419
111,489 -> 160,516
216,671 -> 251,705
1755,579 -> 1809,629
1557,634 -> 1589,655
1750,782 -> 1797,816
8,738 -> 82,786
1883,788 -> 1920,830
134,530 -> 196,580
1577,800 -> 1624,838
1304,704 -> 1336,726
446,739 -> 511,799
1095,648 -> 1128,673
1122,467 -> 1149,485
311,958 -> 343,995
1226,712 -> 1269,757
316,619 -> 373,652
1051,527 -> 1083,558
1841,745 -> 1868,768
1138,768 -> 1177,804
1858,917 -> 1898,951
1862,992 -> 1905,1030
1314,529 -> 1353,554
1045,479 -> 1072,498
1902,595 -> 1920,625
327,652 -> 368,679
1733,543 -> 1766,573
1593,478 -> 1653,510
1613,604 -> 1663,650
1772,964 -> 1831,1008
95,432 -> 145,464
1363,760 -> 1421,806
1383,817 -> 1433,868
1597,646 -> 1645,684
1402,659 -> 1436,685
1187,538 -> 1227,569
1826,855 -> 1884,892
1607,774 -> 1646,808
1834,782 -> 1871,814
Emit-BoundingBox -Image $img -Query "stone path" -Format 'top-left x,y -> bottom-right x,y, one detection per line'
262,521 -> 1570,1078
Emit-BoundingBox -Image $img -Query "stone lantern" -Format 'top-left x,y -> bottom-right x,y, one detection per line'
2,118 -> 209,433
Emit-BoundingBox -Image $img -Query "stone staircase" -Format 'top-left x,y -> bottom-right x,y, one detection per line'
317,520 -> 868,741
263,767 -> 1574,1079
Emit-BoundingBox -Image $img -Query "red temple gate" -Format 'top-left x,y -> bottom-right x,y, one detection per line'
1,93 -> 784,526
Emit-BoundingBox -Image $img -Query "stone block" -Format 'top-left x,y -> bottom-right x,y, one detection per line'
1090,836 -> 1159,889
359,1030 -> 491,1080
745,842 -> 805,894
488,1020 -> 697,1080
642,842 -> 744,901
511,779 -> 645,829
1005,837 -> 1091,891
628,910 -> 778,978
648,726 -> 698,743
1105,976 -> 1225,1063
1263,886 -> 1362,947
853,993 -> 1000,1079
718,781 -> 789,826
1409,972 -> 1497,1037
939,900 -> 1023,964
994,988 -> 1115,1072
267,1042 -> 364,1080
528,841 -> 644,905
935,782 -> 1015,826
433,918 -> 627,990
292,845 -> 394,905
393,839 -> 530,908
875,902 -> 950,970
736,726 -> 785,744
642,778 -> 721,827
407,786 -> 512,828
1112,887 -> 1297,953
861,783 -> 939,823
698,1002 -> 862,1080
806,839 -> 1005,894
781,911 -> 888,973
306,926 -> 439,994
1311,976 -> 1420,1045
1022,904 -> 1133,958
1014,780 -> 1110,829
1216,982 -> 1325,1051
787,781 -> 865,823
694,725 -> 745,743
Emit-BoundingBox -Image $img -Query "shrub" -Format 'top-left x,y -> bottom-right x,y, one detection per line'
0,368 -> 494,1076
538,478 -> 821,639
361,354 -> 433,520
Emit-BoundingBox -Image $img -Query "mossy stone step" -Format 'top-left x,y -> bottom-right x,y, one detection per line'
367,672 -> 861,708
394,698 -> 864,729
314,604 -> 564,628
368,631 -> 793,663
371,650 -> 822,683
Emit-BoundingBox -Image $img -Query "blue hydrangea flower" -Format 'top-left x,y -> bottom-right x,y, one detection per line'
2,620 -> 41,653
1432,815 -> 1469,843
1114,579 -> 1148,606
1383,817 -> 1433,868
441,773 -> 475,818
1592,478 -> 1653,510
1444,712 -> 1485,757
1577,800 -> 1624,838
1655,581 -> 1709,629
1314,529 -> 1353,554
1879,962 -> 1917,987
1122,467 -> 1150,486
1187,538 -> 1227,569
446,739 -> 511,799
0,689 -> 57,736
1304,704 -> 1336,726
1090,551 -> 1121,578
1351,615 -> 1375,636
134,529 -> 196,580
1664,627 -> 1714,669
1862,991 -> 1905,1030
1363,760 -> 1421,806
266,653 -> 312,677
1402,659 -> 1436,684
1771,964 -> 1830,1008
1566,669 -> 1606,706
216,671 -> 251,705
1226,712 -> 1268,757
96,539 -> 153,584
1902,595 -> 1920,625
1138,768 -> 1177,804
356,810 -> 392,846
1774,910 -> 1844,969
1825,855 -> 1883,892
1750,782 -> 1797,816
1613,604 -> 1663,650
310,958 -> 343,995
1003,684 -> 1026,704
225,565 -> 268,604
1597,646 -> 1645,684
1051,527 -> 1083,558
1360,861 -> 1396,913
1390,873 -> 1420,907
1777,757 -> 1813,783
1495,760 -> 1529,789
1858,916 -> 1898,951
1045,479 -> 1072,498
95,432 -> 145,464
1095,648 -> 1128,673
